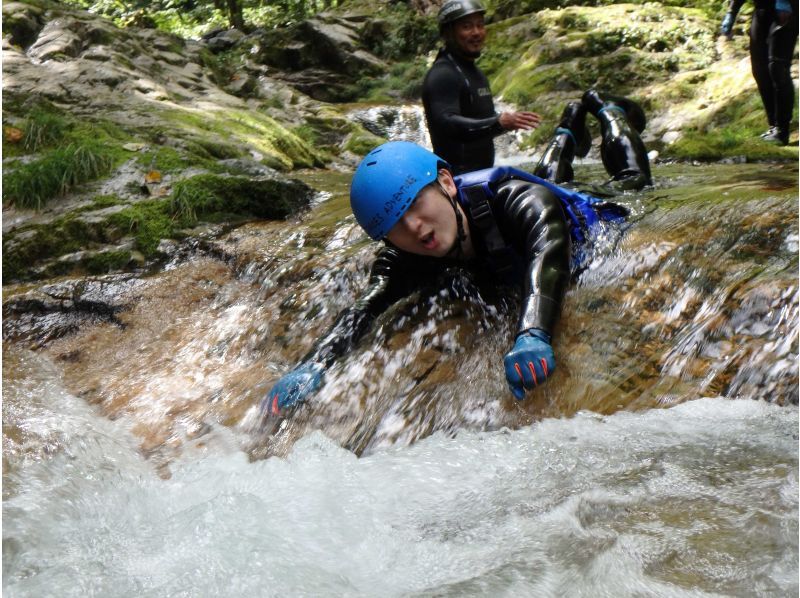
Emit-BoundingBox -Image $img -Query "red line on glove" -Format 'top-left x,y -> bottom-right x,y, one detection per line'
271,394 -> 280,415
527,362 -> 538,385
540,358 -> 548,377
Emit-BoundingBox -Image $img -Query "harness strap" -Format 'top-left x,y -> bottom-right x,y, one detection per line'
461,184 -> 516,276
455,167 -> 628,273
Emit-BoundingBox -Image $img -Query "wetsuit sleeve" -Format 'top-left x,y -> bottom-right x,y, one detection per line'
300,246 -> 417,368
493,180 -> 571,337
424,64 -> 504,142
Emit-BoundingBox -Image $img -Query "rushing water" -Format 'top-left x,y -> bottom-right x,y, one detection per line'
3,113 -> 798,595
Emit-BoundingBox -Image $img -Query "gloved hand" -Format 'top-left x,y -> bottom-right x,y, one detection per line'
503,329 -> 556,400
261,362 -> 324,417
720,12 -> 735,36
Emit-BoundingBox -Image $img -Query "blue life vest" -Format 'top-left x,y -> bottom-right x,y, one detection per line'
454,167 -> 627,275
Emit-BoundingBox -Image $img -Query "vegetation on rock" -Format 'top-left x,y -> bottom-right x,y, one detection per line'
3,0 -> 796,286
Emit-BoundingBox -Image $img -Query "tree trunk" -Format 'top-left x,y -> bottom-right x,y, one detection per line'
227,0 -> 245,30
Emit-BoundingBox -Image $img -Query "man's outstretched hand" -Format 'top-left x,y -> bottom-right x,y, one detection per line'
499,111 -> 542,131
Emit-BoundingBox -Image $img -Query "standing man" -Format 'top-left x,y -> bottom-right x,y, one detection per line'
422,0 -> 542,174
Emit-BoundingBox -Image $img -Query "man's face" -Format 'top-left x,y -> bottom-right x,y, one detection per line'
386,171 -> 461,258
450,13 -> 486,57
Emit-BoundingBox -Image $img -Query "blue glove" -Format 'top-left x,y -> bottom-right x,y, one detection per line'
721,12 -> 735,36
503,329 -> 556,400
261,362 -> 324,417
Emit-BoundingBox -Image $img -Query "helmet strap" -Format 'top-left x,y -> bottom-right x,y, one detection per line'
437,179 -> 467,259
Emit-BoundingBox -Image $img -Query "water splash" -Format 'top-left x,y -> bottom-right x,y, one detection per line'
3,360 -> 797,597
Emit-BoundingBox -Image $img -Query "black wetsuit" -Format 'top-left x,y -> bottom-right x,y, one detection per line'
749,0 -> 798,132
422,48 -> 505,174
302,179 -> 570,368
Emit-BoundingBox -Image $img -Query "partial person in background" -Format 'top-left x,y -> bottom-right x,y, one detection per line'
422,0 -> 543,174
720,0 -> 798,145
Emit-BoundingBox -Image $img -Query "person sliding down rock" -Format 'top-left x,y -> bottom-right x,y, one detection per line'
260,90 -> 653,419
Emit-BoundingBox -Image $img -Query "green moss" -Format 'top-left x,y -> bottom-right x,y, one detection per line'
84,250 -> 131,274
136,145 -> 196,173
107,200 -> 177,257
667,128 -> 797,161
487,4 -> 716,103
343,128 -> 385,156
2,214 -> 103,282
170,173 -> 312,224
153,106 -> 325,170
91,195 -> 121,208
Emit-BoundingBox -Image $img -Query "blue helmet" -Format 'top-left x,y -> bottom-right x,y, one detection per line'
350,141 -> 448,240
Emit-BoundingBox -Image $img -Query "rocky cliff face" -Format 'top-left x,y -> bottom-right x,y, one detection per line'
2,0 -> 387,287
2,0 -> 796,291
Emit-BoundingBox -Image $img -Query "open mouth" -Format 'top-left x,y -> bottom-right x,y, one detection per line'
421,231 -> 437,250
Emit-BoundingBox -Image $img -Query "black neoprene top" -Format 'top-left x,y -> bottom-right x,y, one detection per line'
422,48 -> 505,174
302,178 -> 570,369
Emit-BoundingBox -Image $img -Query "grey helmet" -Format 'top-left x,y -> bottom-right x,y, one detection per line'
437,0 -> 486,28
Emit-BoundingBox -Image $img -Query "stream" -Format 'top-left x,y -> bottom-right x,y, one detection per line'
3,108 -> 798,596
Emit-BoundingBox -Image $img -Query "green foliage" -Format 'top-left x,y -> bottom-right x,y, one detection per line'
350,57 -> 431,102
3,143 -> 113,209
362,5 -> 439,61
23,107 -> 68,152
65,0 -> 343,37
486,0 -> 728,22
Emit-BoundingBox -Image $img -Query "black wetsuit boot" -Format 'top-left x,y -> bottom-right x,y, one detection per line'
582,89 -> 652,190
533,102 -> 591,184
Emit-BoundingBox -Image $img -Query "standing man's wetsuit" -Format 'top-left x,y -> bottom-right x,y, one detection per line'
422,48 -> 505,174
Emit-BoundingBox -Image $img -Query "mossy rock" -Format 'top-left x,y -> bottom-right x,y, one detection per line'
170,173 -> 315,223
3,171 -> 315,282
343,128 -> 385,155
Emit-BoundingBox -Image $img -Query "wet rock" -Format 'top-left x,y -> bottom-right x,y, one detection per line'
80,45 -> 113,61
661,131 -> 681,144
225,73 -> 258,98
2,1 -> 44,48
27,18 -> 84,60
156,50 -> 186,66
251,13 -> 386,101
203,28 -> 245,53
2,274 -> 144,345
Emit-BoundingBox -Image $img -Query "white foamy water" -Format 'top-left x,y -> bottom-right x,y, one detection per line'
3,348 -> 797,597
